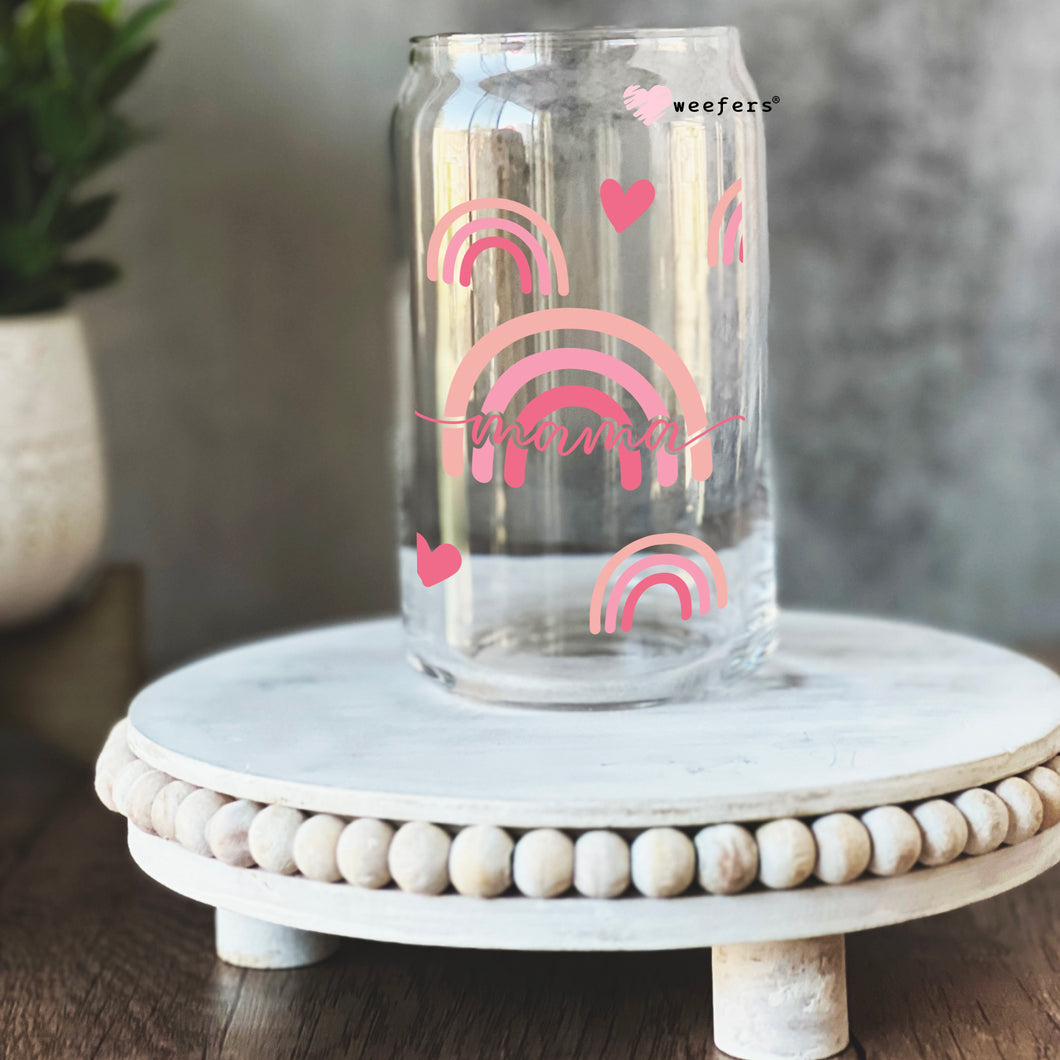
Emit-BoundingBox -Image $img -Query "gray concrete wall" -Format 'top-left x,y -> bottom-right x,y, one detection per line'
81,0 -> 1060,666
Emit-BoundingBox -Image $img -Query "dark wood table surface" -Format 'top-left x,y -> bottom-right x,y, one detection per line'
4,656 -> 1060,1058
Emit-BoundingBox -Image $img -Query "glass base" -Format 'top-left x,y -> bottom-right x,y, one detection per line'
400,520 -> 776,708
407,609 -> 778,709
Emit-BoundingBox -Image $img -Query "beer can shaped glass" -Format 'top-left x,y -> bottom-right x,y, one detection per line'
392,28 -> 776,706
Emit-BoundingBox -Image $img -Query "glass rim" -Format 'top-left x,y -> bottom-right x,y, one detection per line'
409,26 -> 739,48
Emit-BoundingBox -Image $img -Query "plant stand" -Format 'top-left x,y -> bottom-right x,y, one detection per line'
96,612 -> 1060,1060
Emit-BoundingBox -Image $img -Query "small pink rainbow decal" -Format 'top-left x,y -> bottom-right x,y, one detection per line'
708,179 -> 744,268
429,198 -> 569,296
723,204 -> 743,266
458,236 -> 534,293
620,573 -> 693,631
603,554 -> 712,633
471,347 -> 678,488
442,308 -> 713,484
590,533 -> 727,635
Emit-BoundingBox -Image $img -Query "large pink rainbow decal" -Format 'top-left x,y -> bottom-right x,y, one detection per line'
470,347 -> 679,488
708,179 -> 743,268
443,308 -> 712,483
590,533 -> 727,635
428,198 -> 570,297
502,385 -> 642,490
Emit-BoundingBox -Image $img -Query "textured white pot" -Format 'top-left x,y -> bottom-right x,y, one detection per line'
0,311 -> 107,627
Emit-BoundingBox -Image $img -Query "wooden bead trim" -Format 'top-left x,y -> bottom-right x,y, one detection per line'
96,721 -> 1060,901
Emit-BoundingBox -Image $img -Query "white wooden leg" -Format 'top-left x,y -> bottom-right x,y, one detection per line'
214,908 -> 340,969
712,935 -> 849,1060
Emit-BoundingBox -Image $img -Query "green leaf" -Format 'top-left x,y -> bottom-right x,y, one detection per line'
0,271 -> 72,315
97,40 -> 155,101
0,221 -> 59,277
0,0 -> 171,302
35,88 -> 94,161
12,3 -> 48,71
55,192 -> 116,240
119,0 -> 172,47
63,257 -> 120,289
61,2 -> 116,76
78,111 -> 137,175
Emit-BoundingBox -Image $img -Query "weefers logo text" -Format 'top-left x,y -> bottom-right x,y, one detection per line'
672,95 -> 780,115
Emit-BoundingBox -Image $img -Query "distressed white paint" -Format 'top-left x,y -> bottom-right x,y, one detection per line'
128,823 -> 1060,951
214,908 -> 339,969
127,613 -> 1060,829
712,936 -> 848,1060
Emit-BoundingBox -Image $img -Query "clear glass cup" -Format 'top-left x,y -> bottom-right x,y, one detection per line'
391,27 -> 777,706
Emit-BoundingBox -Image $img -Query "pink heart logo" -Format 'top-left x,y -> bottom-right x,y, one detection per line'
416,533 -> 462,587
623,84 -> 672,126
600,179 -> 656,233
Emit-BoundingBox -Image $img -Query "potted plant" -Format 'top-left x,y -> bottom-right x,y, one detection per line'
0,0 -> 169,626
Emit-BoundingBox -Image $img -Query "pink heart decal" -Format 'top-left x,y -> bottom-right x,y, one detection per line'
623,84 -> 672,126
416,533 -> 462,587
600,179 -> 656,233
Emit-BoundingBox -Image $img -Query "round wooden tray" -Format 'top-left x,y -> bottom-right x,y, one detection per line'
126,611 -> 1060,827
97,612 -> 1060,1060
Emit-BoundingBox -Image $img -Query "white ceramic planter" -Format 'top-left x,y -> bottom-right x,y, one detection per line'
0,311 -> 107,627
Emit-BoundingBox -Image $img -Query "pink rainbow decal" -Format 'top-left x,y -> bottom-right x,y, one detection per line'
428,198 -> 570,296
590,533 -> 727,635
471,347 -> 678,487
503,385 -> 642,490
603,554 -> 711,633
722,203 -> 743,266
620,573 -> 693,632
457,236 -> 534,293
443,308 -> 712,483
441,218 -> 552,294
707,179 -> 742,268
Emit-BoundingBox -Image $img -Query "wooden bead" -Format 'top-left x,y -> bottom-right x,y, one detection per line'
389,821 -> 451,895
93,722 -> 136,811
449,825 -> 514,898
811,813 -> 871,884
911,799 -> 968,866
336,818 -> 393,889
1021,766 -> 1060,830
292,814 -> 345,882
694,824 -> 758,895
174,789 -> 231,856
953,788 -> 1009,855
861,806 -> 922,876
573,831 -> 630,898
151,780 -> 198,841
992,776 -> 1043,844
110,760 -> 155,817
248,805 -> 305,875
100,717 -> 128,753
125,770 -> 173,834
513,829 -> 574,898
756,819 -> 815,889
630,828 -> 695,897
206,799 -> 262,867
